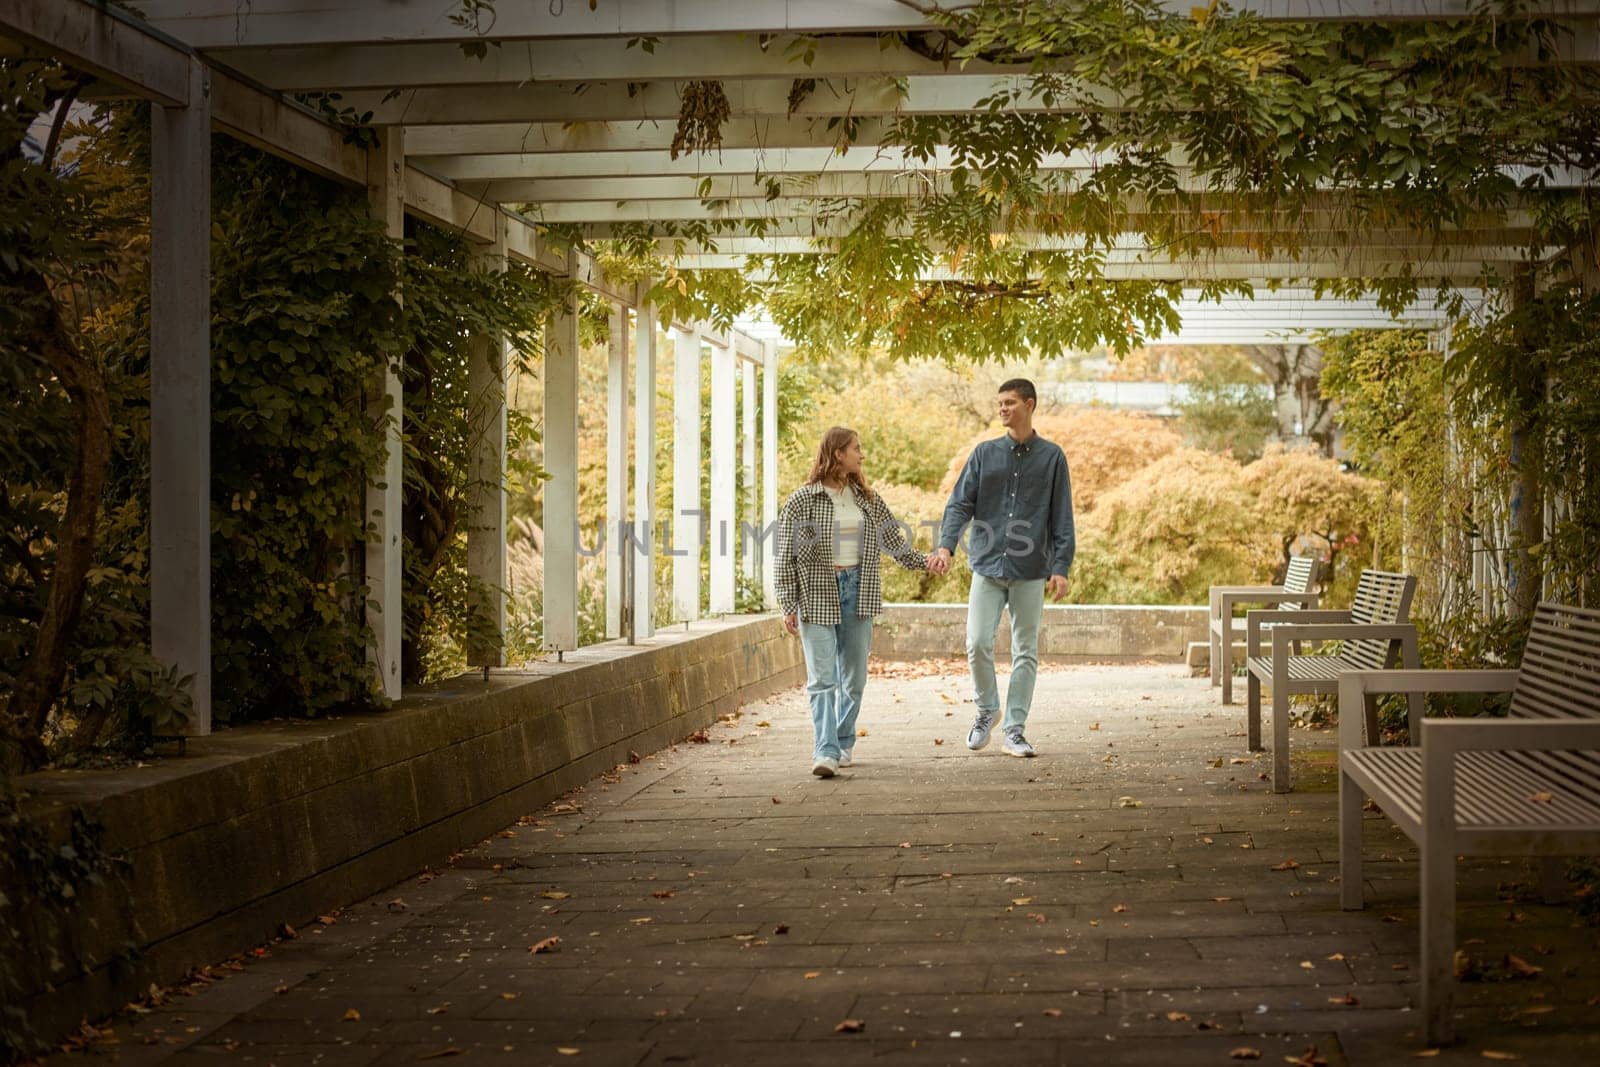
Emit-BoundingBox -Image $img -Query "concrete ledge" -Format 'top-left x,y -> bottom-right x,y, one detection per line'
872,603 -> 1207,663
3,616 -> 801,1053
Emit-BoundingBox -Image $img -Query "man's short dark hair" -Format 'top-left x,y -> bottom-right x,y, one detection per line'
998,378 -> 1037,404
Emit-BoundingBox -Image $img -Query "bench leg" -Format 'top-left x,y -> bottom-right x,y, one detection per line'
1421,845 -> 1458,1045
1220,619 -> 1234,703
1209,622 -> 1220,688
1406,691 -> 1425,745
1339,763 -> 1364,909
1246,672 -> 1262,751
1271,682 -> 1291,793
1363,694 -> 1380,747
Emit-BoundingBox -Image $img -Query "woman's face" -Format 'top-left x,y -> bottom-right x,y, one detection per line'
834,435 -> 864,477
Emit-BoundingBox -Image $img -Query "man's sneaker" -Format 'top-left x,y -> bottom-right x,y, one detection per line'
812,756 -> 839,778
967,711 -> 997,751
1001,728 -> 1036,758
838,749 -> 853,767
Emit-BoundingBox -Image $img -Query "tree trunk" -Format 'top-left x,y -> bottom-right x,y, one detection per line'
2,311 -> 112,775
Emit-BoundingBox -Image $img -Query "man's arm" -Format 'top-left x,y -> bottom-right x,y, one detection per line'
1048,452 -> 1075,591
937,448 -> 980,554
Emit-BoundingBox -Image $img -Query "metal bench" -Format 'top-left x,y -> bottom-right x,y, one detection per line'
1245,569 -> 1421,793
1338,601 -> 1600,1045
1208,555 -> 1321,704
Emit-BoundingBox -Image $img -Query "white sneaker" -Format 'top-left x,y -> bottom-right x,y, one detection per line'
967,711 -> 997,751
838,750 -> 853,767
1001,729 -> 1036,758
811,756 -> 839,778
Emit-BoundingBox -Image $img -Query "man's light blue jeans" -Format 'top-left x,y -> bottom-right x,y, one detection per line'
798,567 -> 873,761
966,573 -> 1046,733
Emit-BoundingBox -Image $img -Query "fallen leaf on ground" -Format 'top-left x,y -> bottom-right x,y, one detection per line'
419,1049 -> 464,1060
556,1049 -> 581,1057
426,1003 -> 449,1015
1271,859 -> 1300,871
1117,796 -> 1142,808
341,1009 -> 361,1021
1043,1008 -> 1062,1018
1481,1052 -> 1520,1062
685,730 -> 710,743
835,1019 -> 865,1033
1230,757 -> 1251,764
858,729 -> 868,737
1520,1004 -> 1555,1015
1286,1048 -> 1328,1067
316,914 -> 338,925
540,891 -> 570,900
898,842 -> 912,849
1326,953 -> 1345,961
1165,1011 -> 1190,1022
1112,903 -> 1128,914
1229,1049 -> 1262,1061
771,796 -> 782,804
756,721 -> 771,728
1090,722 -> 1101,731
1506,954 -> 1543,978
1328,994 -> 1358,1006
1211,897 -> 1232,903
1026,913 -> 1047,924
651,889 -> 675,899
1413,1051 -> 1441,1058
630,917 -> 653,924
934,738 -> 944,745
938,692 -> 955,704
1004,877 -> 1024,884
1012,897 -> 1033,905
499,992 -> 520,1001
804,971 -> 821,980
774,923 -> 789,935
1299,961 -> 1315,970
529,936 -> 561,954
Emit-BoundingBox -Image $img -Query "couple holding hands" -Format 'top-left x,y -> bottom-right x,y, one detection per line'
776,379 -> 1076,779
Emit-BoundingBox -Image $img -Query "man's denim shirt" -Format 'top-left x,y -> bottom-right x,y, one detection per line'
938,432 -> 1075,582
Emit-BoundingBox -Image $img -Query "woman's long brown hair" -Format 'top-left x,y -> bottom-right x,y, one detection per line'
805,426 -> 872,498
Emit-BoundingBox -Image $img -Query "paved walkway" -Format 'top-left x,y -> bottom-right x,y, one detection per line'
49,663 -> 1600,1066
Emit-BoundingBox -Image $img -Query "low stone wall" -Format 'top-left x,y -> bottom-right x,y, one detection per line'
3,617 -> 801,1054
872,603 -> 1207,662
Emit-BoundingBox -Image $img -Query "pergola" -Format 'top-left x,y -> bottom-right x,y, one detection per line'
4,0 -> 1581,735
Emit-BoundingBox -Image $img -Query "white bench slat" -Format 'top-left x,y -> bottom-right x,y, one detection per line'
1343,747 -> 1600,831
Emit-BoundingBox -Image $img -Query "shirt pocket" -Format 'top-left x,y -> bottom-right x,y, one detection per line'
1017,470 -> 1051,510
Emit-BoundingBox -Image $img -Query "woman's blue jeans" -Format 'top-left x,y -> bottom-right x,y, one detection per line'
798,567 -> 874,761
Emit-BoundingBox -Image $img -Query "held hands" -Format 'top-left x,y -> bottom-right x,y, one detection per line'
783,613 -> 799,636
1047,574 -> 1069,602
927,547 -> 953,576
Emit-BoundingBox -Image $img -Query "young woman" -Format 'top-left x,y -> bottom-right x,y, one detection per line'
776,427 -> 930,778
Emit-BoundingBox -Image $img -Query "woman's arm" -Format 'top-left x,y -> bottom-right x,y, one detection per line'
774,496 -> 803,616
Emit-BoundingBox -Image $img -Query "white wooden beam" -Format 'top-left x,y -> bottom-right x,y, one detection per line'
761,341 -> 779,610
466,212 -> 508,668
138,0 -> 1600,50
149,55 -> 211,733
543,265 -> 581,652
3,0 -> 191,106
671,326 -> 702,624
709,340 -> 737,615
218,34 -> 1021,91
604,303 -> 628,641
365,126 -> 405,699
139,0 -> 931,48
403,117 -> 896,157
338,75 -> 1112,127
633,296 -> 658,641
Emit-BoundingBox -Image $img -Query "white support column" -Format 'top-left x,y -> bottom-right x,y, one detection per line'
150,57 -> 212,733
604,304 -> 628,640
671,325 -> 702,623
761,340 -> 779,609
740,358 -> 758,591
633,299 -> 658,639
364,126 -> 405,698
466,212 -> 508,667
544,271 -> 581,652
709,338 -> 737,615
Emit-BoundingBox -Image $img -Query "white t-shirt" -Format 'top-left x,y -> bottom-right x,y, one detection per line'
824,484 -> 864,568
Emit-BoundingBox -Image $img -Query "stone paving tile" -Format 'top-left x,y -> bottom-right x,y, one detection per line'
44,663 -> 1600,1065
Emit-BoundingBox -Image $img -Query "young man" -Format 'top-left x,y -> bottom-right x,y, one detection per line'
930,379 -> 1075,757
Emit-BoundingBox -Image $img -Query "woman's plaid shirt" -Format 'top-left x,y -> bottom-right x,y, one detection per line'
775,481 -> 929,625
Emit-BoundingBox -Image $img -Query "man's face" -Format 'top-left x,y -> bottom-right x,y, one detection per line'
997,390 -> 1033,427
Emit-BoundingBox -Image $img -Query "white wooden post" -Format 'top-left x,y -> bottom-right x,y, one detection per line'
363,126 -> 405,698
762,340 -> 779,609
671,325 -> 702,622
466,212 -> 508,667
709,338 -> 737,615
740,356 -> 758,591
544,269 -> 581,652
604,303 -> 628,640
633,298 -> 658,639
150,56 -> 212,732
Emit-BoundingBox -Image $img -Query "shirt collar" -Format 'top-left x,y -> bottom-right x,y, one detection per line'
1005,431 -> 1037,457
